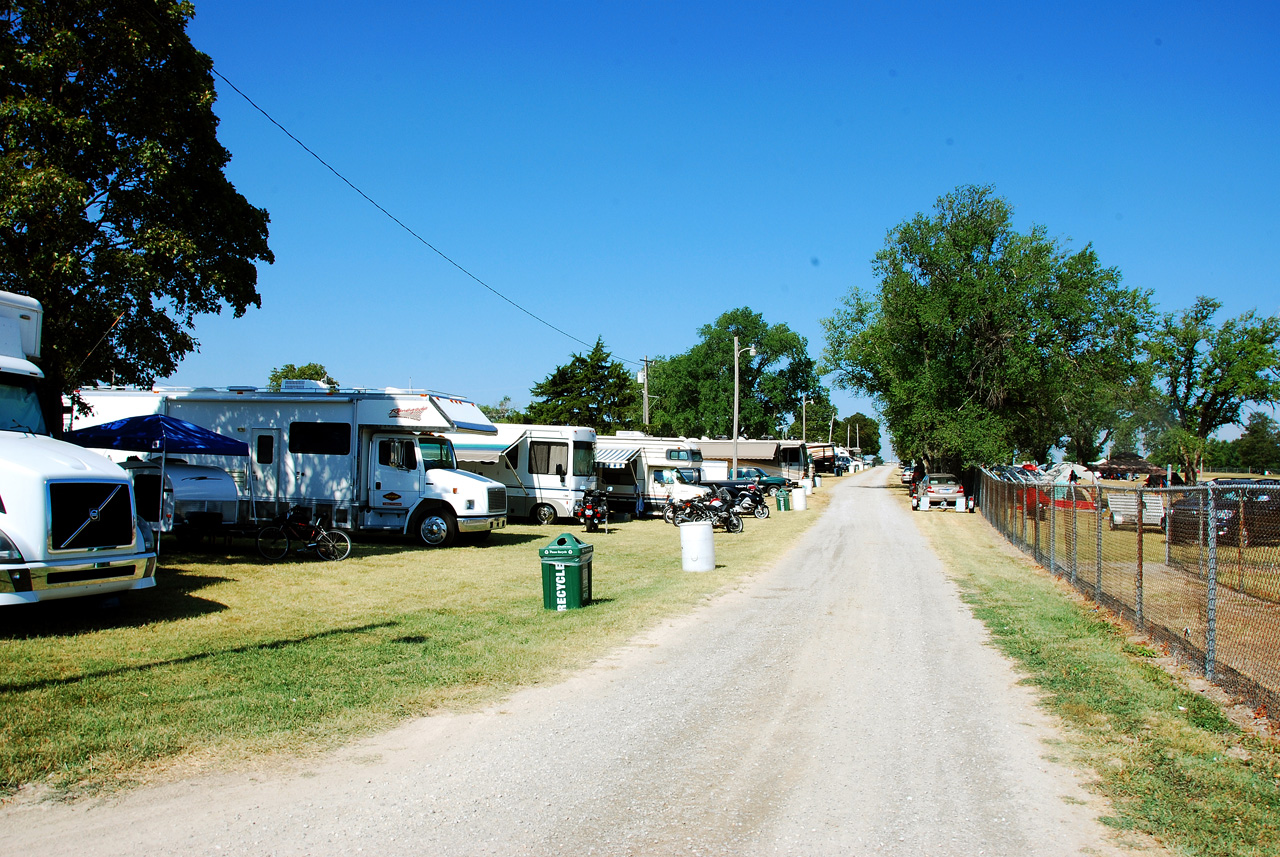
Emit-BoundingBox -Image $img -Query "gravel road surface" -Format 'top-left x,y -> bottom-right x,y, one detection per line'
4,467 -> 1145,856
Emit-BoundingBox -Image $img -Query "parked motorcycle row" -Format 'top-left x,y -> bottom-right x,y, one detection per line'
574,482 -> 780,535
661,484 -> 771,534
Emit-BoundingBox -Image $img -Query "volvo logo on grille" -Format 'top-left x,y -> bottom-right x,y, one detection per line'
89,509 -> 100,522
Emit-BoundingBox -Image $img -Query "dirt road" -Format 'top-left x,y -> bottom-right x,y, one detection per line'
4,467 -> 1143,856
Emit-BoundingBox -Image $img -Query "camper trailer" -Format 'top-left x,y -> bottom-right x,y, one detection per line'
71,383 -> 507,547
0,292 -> 156,604
447,424 -> 597,523
595,432 -> 710,515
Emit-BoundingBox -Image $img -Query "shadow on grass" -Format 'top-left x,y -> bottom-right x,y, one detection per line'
0,620 -> 401,694
0,571 -> 232,640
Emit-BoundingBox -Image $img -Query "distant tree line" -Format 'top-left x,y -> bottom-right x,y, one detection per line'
820,185 -> 1280,484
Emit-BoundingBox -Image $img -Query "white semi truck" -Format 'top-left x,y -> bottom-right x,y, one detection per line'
71,382 -> 508,547
0,292 -> 156,605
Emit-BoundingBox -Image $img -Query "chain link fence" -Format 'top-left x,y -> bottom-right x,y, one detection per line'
980,470 -> 1280,713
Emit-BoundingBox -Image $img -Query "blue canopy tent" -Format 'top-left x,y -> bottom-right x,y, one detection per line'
64,415 -> 249,548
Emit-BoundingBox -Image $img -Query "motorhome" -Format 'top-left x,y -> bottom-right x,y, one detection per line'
447,424 -> 597,524
694,439 -> 810,481
71,383 -> 507,547
595,432 -> 710,515
0,292 -> 156,605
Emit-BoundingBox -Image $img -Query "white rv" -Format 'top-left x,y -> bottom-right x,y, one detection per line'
71,383 -> 507,547
0,292 -> 156,605
595,432 -> 710,515
447,424 -> 597,524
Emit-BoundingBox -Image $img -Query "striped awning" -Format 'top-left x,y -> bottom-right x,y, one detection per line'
595,446 -> 640,469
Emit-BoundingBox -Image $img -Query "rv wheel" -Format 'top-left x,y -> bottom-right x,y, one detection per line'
531,504 -> 557,525
413,508 -> 457,548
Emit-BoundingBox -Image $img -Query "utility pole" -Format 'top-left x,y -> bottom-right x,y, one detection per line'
641,356 -> 650,426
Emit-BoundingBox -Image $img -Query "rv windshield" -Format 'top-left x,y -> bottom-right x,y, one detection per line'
418,437 -> 457,471
0,377 -> 47,434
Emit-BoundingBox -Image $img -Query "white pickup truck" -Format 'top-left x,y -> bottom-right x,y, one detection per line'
0,292 -> 156,605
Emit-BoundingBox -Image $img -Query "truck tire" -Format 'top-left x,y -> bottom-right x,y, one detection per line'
531,503 -> 557,525
412,508 -> 457,548
765,485 -> 779,498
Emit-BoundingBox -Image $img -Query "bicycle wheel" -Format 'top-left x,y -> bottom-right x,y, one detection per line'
316,530 -> 352,561
257,526 -> 289,560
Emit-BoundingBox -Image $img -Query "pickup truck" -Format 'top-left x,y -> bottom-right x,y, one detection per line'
684,466 -> 796,498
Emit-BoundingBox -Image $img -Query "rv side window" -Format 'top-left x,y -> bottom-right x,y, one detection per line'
666,450 -> 686,461
288,422 -> 351,455
528,441 -> 568,476
690,450 -> 703,463
256,434 -> 274,465
378,439 -> 417,470
572,442 -> 594,477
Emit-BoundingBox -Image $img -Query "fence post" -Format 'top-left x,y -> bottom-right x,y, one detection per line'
1206,485 -> 1218,682
1136,488 -> 1145,629
1033,494 -> 1041,565
1070,497 -> 1078,587
1049,489 -> 1057,574
1096,486 -> 1104,599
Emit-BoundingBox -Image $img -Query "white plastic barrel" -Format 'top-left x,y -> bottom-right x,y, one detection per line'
800,477 -> 813,495
679,521 -> 715,572
792,488 -> 809,511
814,475 -> 822,488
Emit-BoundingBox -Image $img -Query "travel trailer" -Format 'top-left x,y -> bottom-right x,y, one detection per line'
447,424 -> 597,523
0,292 -> 156,604
595,432 -> 710,514
71,383 -> 507,547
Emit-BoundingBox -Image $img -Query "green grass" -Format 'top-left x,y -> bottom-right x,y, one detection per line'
0,494 -> 827,797
913,497 -> 1280,857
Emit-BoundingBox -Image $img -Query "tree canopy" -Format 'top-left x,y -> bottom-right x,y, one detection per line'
1146,297 -> 1280,482
524,338 -> 639,433
0,0 -> 272,419
267,362 -> 337,392
646,307 -> 826,440
821,184 -> 1150,471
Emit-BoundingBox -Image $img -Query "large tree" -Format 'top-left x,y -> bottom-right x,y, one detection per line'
821,185 -> 1150,472
0,0 -> 272,423
1148,297 -> 1280,483
835,412 -> 881,456
525,338 -> 639,433
1236,412 -> 1280,475
645,307 -> 826,440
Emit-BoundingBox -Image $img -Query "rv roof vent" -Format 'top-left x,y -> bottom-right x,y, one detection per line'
227,385 -> 258,392
280,379 -> 331,392
615,430 -> 646,438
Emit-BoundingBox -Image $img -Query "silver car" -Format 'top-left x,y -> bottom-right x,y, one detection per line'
912,472 -> 967,511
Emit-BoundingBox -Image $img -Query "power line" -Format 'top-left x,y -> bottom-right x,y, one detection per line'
131,0 -> 642,367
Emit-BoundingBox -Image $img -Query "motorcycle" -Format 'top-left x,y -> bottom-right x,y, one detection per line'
573,487 -> 611,533
733,483 -> 770,519
675,490 -> 743,533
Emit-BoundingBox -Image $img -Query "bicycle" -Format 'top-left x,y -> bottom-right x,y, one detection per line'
256,506 -> 352,561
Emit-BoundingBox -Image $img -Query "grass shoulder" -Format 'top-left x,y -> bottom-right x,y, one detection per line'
909,492 -> 1280,857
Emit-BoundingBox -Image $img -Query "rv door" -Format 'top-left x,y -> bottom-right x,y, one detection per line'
370,435 -> 421,509
250,428 -> 282,512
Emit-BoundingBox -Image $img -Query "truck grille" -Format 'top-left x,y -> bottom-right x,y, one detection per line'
48,482 -> 135,551
488,486 -> 507,514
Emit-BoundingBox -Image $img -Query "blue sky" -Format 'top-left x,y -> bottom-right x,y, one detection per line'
173,1 -> 1279,441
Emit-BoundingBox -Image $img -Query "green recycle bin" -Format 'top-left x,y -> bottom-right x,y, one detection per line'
776,489 -> 792,512
540,533 -> 593,611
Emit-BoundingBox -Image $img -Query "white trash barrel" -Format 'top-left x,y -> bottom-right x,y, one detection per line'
792,488 -> 808,511
679,521 -> 715,572
814,475 -> 822,488
800,477 -> 813,495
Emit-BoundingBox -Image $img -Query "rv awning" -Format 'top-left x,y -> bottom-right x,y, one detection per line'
696,440 -> 779,460
451,438 -> 515,464
595,446 -> 640,469
430,395 -> 496,434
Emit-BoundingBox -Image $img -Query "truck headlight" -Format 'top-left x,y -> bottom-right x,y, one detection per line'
0,527 -> 23,563
136,516 -> 156,553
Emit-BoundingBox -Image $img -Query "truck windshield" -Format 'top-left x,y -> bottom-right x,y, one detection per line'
419,437 -> 457,471
0,378 -> 47,434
